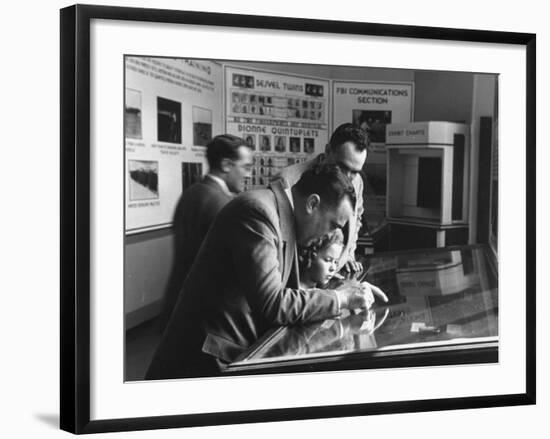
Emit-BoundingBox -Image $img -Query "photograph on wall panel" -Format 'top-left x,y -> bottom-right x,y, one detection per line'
124,56 -> 499,382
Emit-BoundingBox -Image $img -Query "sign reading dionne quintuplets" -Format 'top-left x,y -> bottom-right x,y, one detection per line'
225,66 -> 330,190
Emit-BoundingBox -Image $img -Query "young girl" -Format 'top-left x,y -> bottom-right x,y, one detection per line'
299,229 -> 345,289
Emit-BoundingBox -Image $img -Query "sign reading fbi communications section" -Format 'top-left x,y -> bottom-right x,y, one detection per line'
224,66 -> 330,191
332,81 -> 414,147
332,81 -> 414,231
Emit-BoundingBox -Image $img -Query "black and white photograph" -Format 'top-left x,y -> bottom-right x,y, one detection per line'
55,3 -> 538,436
192,106 -> 213,146
353,109 -> 392,143
128,160 -> 159,201
123,56 -> 502,385
274,135 -> 286,152
157,96 -> 182,143
125,88 -> 142,139
290,136 -> 301,153
181,161 -> 204,192
1,0 -> 547,437
245,134 -> 256,150
259,134 -> 271,151
304,137 -> 315,153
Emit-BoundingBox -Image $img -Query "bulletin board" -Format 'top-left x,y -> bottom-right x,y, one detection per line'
124,57 -> 223,233
224,65 -> 330,190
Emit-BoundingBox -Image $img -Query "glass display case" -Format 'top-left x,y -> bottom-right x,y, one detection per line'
224,244 -> 497,375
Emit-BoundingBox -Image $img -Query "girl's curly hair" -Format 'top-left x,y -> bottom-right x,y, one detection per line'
298,228 -> 345,272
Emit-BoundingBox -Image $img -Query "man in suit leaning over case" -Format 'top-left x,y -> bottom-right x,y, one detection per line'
146,163 -> 387,380
274,123 -> 369,274
157,134 -> 253,332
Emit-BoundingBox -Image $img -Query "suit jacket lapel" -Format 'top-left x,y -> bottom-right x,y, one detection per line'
270,180 -> 298,288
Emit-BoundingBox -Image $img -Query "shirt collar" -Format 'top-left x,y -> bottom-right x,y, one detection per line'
206,174 -> 233,197
284,187 -> 294,211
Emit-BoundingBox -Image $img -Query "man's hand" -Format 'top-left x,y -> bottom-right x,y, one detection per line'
342,259 -> 363,274
359,281 -> 389,308
336,280 -> 389,310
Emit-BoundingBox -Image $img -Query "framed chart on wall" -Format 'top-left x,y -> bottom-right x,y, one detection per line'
60,4 -> 535,434
124,57 -> 223,233
224,65 -> 330,190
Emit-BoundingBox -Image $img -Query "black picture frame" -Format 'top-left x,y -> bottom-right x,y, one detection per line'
60,4 -> 536,434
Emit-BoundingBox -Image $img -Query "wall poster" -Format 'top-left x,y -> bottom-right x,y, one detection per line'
224,66 -> 330,190
125,57 -> 223,233
332,81 -> 414,232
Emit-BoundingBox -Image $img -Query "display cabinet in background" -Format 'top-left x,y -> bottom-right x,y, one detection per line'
384,121 -> 470,250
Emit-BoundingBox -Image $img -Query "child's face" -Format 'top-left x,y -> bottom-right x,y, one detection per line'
308,243 -> 343,285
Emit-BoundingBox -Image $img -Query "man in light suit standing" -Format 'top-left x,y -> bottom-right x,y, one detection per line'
275,123 -> 369,273
146,163 -> 387,380
157,134 -> 253,332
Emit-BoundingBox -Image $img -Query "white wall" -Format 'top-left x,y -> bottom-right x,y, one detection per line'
2,1 -> 546,438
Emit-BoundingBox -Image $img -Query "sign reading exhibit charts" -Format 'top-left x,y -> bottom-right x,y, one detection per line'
224,66 -> 330,191
125,57 -> 223,233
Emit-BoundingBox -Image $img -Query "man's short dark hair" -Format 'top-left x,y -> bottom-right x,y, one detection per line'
206,134 -> 250,171
328,123 -> 369,152
294,163 -> 356,210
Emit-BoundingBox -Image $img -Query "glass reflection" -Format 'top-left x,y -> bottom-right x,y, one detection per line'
240,245 -> 497,363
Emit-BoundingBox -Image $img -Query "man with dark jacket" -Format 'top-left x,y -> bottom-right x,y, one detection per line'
146,163 -> 387,380
157,134 -> 253,332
